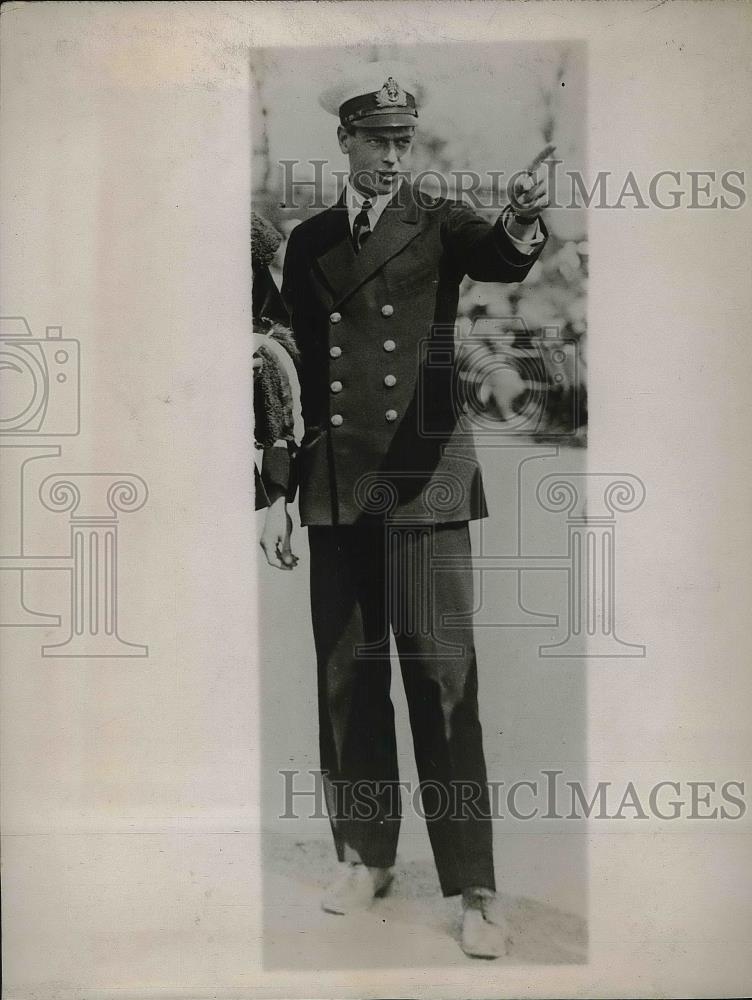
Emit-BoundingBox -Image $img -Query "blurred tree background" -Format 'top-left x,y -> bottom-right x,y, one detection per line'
252,42 -> 587,443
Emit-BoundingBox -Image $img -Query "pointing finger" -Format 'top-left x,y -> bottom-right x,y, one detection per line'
525,144 -> 557,175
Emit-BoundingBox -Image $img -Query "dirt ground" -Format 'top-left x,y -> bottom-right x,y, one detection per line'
262,835 -> 587,969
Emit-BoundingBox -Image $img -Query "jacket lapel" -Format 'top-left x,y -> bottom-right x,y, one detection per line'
315,183 -> 422,309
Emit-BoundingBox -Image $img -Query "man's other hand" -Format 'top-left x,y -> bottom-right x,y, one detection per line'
260,497 -> 298,570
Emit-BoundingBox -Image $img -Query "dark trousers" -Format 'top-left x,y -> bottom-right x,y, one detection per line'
308,520 -> 495,897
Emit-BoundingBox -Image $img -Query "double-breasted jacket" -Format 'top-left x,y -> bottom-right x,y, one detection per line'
280,183 -> 547,526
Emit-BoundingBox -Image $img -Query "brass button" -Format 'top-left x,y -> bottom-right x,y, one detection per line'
330,346 -> 342,358
385,409 -> 398,422
383,339 -> 396,352
330,414 -> 343,427
330,380 -> 343,393
384,374 -> 397,387
381,304 -> 394,317
329,312 -> 342,324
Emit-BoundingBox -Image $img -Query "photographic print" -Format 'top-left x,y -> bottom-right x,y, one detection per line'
1,3 -> 751,998
252,40 -> 591,969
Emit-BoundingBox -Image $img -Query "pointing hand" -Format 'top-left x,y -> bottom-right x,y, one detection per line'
511,144 -> 556,222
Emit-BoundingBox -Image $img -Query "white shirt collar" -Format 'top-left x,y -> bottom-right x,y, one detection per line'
345,177 -> 404,233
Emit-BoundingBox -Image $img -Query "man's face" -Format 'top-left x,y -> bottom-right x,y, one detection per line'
338,125 -> 415,197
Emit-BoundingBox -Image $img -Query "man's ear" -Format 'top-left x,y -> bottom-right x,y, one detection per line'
337,125 -> 351,154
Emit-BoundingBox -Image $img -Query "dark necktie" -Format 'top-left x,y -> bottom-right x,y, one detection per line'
352,199 -> 372,253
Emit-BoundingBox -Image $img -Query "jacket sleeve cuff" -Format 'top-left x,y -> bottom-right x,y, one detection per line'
261,446 -> 291,503
493,210 -> 548,267
499,205 -> 546,254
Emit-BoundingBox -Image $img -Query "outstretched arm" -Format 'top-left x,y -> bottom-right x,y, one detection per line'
442,145 -> 554,282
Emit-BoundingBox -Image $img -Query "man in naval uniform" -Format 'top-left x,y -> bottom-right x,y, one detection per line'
260,64 -> 550,959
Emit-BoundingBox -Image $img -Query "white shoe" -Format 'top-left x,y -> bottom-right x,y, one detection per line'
321,862 -> 394,915
460,888 -> 512,959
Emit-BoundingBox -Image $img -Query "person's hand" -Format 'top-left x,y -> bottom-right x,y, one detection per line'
510,144 -> 556,223
253,355 -> 263,375
260,497 -> 298,570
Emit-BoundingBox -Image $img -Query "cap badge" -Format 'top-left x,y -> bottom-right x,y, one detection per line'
375,77 -> 407,108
